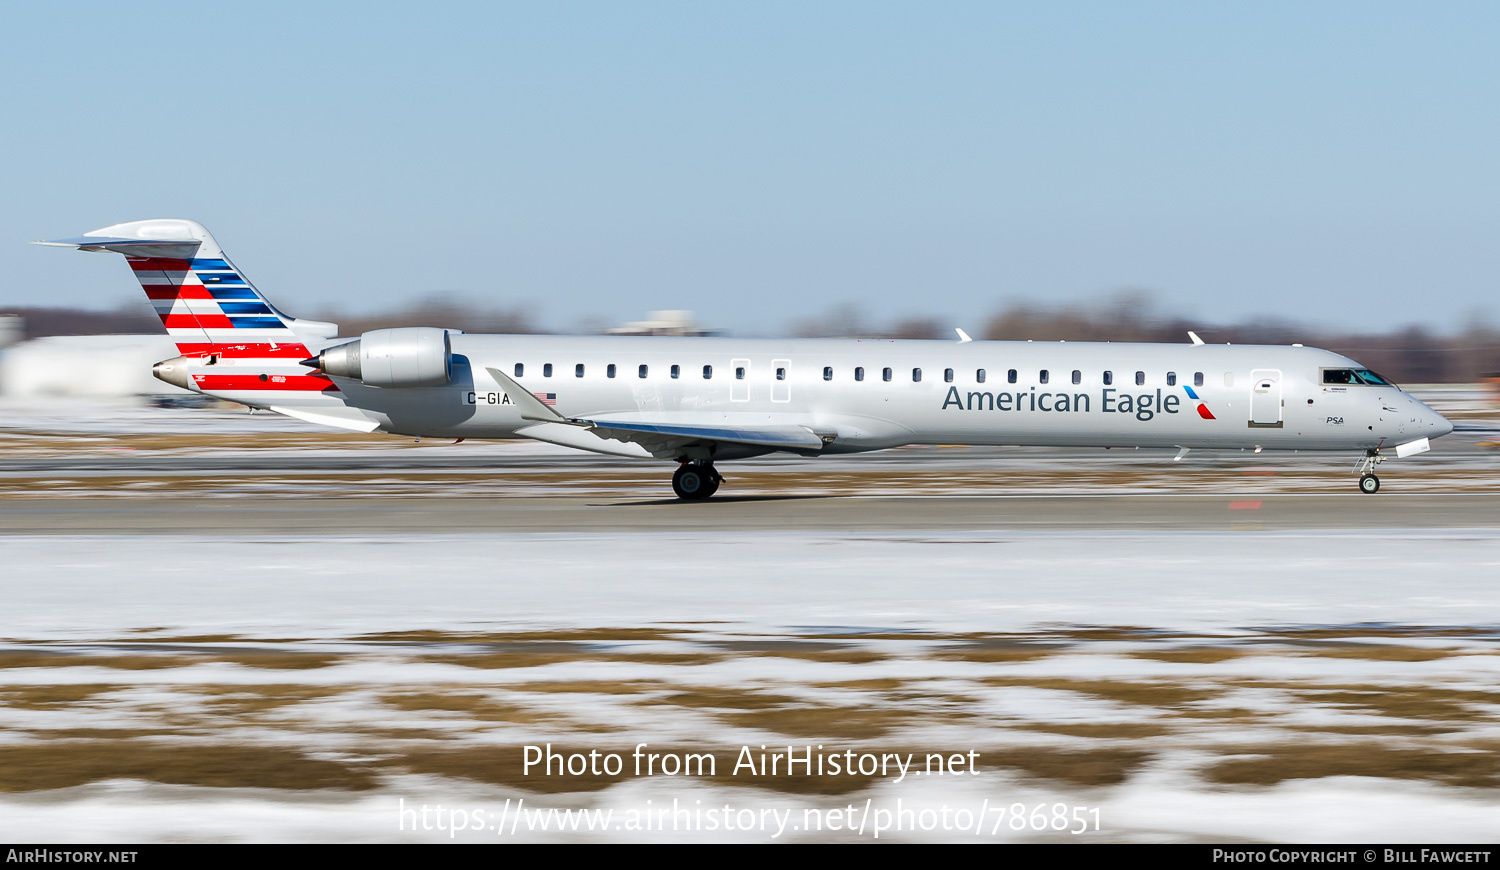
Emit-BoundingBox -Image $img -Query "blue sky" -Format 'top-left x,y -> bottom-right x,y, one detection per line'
3,1 -> 1496,335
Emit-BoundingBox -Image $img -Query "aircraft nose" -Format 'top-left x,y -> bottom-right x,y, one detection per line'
1410,396 -> 1453,439
1428,408 -> 1454,439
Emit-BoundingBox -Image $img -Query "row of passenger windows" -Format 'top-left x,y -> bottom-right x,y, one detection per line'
513,362 -> 1207,387
830,367 -> 1206,386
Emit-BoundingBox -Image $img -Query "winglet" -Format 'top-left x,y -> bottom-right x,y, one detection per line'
484,367 -> 585,425
1187,331 -> 1205,346
955,328 -> 973,343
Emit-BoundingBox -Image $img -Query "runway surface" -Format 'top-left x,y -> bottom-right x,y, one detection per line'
2,491 -> 1498,535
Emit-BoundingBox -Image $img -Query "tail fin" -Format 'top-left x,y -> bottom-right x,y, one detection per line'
35,219 -> 336,356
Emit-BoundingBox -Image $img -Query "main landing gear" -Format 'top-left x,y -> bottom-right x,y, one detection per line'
1354,448 -> 1383,494
671,462 -> 722,500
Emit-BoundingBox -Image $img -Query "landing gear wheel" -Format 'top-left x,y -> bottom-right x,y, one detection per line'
1359,473 -> 1380,494
672,464 -> 716,500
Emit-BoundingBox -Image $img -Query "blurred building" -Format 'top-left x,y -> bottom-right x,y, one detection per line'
606,310 -> 720,337
0,315 -> 23,350
1483,372 -> 1500,406
0,334 -> 185,398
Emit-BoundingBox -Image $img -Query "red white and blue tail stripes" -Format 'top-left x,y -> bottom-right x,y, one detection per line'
130,256 -> 299,342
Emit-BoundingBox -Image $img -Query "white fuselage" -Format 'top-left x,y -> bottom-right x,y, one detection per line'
39,218 -> 1451,467
312,335 -> 1452,458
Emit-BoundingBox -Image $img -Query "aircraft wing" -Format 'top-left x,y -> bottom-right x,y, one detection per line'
586,420 -> 827,455
485,367 -> 830,458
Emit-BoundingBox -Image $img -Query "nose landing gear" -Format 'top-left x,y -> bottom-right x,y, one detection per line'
1354,448 -> 1383,494
671,462 -> 722,500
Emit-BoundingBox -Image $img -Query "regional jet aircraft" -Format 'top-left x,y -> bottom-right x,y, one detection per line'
38,219 -> 1453,498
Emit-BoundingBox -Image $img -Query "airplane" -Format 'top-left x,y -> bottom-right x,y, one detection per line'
37,218 -> 1454,499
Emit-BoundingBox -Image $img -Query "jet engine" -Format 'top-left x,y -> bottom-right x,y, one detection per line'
313,327 -> 454,388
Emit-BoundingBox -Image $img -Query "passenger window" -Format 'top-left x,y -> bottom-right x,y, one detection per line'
736,367 -> 746,380
638,364 -> 648,378
1007,369 -> 1017,384
1072,370 -> 1081,385
1103,371 -> 1113,386
514,363 -> 524,377
1039,370 -> 1049,384
543,363 -> 553,378
703,365 -> 713,379
1194,372 -> 1204,387
882,367 -> 893,382
976,368 -> 986,384
1166,372 -> 1176,386
671,365 -> 680,379
1135,371 -> 1145,386
823,366 -> 833,381
607,364 -> 616,379
1224,372 -> 1235,388
576,364 -> 585,378
944,368 -> 954,383
912,368 -> 922,382
776,367 -> 786,381
854,367 -> 864,382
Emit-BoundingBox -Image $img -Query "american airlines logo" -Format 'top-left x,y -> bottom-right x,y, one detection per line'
1183,386 -> 1216,420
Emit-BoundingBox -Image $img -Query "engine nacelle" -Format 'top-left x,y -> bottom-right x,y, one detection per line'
316,327 -> 453,388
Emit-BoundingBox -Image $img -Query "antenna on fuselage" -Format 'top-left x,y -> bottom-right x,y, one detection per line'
1187,331 -> 1205,346
955,328 -> 973,343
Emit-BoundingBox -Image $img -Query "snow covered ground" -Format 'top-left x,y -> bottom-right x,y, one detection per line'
1,531 -> 1498,842
0,393 -> 1497,841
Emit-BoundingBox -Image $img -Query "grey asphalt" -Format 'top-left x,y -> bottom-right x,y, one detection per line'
1,492 -> 1497,535
3,434 -> 1494,476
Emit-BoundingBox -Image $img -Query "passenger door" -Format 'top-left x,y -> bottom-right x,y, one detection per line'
1249,369 -> 1283,428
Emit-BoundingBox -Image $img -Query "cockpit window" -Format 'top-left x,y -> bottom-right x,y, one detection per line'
1352,369 -> 1394,386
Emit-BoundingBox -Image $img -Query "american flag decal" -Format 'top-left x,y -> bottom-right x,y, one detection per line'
534,392 -> 557,406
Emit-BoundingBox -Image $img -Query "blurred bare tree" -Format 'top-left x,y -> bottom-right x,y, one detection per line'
793,305 -> 946,340
888,317 -> 945,340
979,292 -> 1500,384
8,290 -> 1500,383
793,304 -> 868,338
1,301 -> 160,339
312,294 -> 543,336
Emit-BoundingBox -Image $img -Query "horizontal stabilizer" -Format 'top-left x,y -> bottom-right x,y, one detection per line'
34,236 -> 201,257
36,236 -> 198,248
